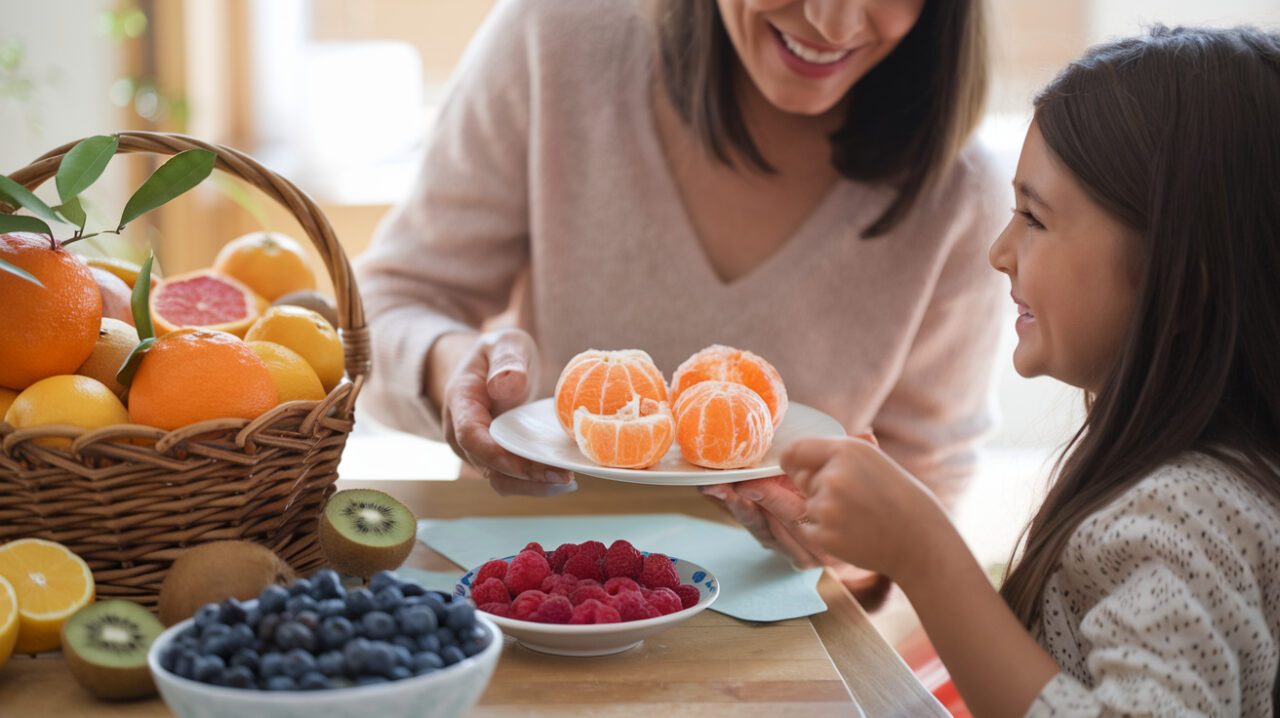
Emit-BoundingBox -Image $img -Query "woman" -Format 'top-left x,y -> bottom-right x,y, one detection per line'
356,0 -> 1004,587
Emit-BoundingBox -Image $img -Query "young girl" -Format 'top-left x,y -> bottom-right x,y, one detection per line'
785,26 -> 1280,717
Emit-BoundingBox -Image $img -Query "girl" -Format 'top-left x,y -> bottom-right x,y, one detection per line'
786,26 -> 1280,716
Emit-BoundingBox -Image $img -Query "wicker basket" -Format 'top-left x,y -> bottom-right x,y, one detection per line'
0,131 -> 370,609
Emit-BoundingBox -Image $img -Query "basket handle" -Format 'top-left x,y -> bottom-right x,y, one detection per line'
3,131 -> 371,385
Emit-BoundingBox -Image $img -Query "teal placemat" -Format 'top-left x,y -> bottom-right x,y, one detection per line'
416,514 -> 826,622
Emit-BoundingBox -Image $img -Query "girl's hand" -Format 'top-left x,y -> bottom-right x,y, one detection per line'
435,328 -> 576,496
782,436 -> 950,582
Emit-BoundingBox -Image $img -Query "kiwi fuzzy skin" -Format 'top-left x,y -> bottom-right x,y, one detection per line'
157,541 -> 295,626
60,601 -> 161,700
319,515 -> 414,579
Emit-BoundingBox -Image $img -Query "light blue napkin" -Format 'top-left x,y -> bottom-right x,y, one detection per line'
416,514 -> 826,622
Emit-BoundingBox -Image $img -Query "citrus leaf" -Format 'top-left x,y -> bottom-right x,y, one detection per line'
116,336 -> 156,388
131,252 -> 156,340
55,134 -> 118,203
55,197 -> 87,231
118,149 -> 216,229
0,257 -> 43,287
0,175 -> 65,226
0,213 -> 53,237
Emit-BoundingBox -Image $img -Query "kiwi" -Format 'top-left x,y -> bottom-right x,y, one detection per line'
157,541 -> 295,626
61,600 -> 163,700
271,290 -> 339,328
318,489 -> 416,578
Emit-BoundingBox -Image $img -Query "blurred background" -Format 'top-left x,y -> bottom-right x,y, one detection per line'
4,0 -> 1279,568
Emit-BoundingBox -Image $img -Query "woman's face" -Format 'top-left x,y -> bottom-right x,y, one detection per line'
988,121 -> 1142,392
716,0 -> 926,116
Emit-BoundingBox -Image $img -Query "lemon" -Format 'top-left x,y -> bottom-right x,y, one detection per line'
0,538 -> 95,654
248,340 -> 326,403
0,574 -> 17,669
245,306 -> 344,393
4,375 -> 130,448
0,388 -> 17,423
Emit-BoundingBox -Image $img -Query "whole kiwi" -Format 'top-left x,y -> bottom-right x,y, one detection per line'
61,599 -> 164,700
157,541 -> 295,626
318,489 -> 416,578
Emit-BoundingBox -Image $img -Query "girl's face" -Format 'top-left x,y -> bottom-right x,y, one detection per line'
989,122 -> 1142,392
716,0 -> 925,116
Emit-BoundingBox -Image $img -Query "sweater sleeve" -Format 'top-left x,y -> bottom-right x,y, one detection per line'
1027,464 -> 1279,717
353,0 -> 535,439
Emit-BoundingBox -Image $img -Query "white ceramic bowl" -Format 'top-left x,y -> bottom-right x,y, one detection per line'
455,556 -> 719,657
147,607 -> 502,718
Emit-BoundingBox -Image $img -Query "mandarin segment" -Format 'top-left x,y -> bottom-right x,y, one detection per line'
554,349 -> 668,436
673,380 -> 774,469
572,396 -> 674,469
671,344 -> 788,428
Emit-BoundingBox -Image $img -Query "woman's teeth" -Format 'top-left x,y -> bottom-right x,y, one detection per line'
780,31 -> 851,65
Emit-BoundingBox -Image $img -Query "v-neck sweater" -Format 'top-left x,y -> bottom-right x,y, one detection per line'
354,0 -> 1008,503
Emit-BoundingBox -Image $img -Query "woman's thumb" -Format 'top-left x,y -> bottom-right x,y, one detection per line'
485,331 -> 537,411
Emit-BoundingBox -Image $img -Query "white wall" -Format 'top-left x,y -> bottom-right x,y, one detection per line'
1090,0 -> 1280,40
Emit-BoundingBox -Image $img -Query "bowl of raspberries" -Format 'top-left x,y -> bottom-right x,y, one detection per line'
147,570 -> 503,718
455,540 -> 719,656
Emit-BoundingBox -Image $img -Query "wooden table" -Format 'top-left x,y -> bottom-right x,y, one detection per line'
0,476 -> 946,717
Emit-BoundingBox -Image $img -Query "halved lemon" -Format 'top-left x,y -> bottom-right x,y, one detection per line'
0,575 -> 17,669
0,538 -> 95,654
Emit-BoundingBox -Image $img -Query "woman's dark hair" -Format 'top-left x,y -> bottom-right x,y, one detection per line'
1000,25 -> 1280,627
656,1 -> 988,238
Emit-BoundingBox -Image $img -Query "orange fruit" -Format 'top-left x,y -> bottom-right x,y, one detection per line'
87,266 -> 134,326
244,306 -> 344,393
573,396 -> 674,469
150,269 -> 267,338
127,329 -> 279,431
0,538 -> 95,654
0,574 -> 17,670
673,380 -> 775,469
75,318 -> 140,400
553,350 -> 669,437
4,375 -> 130,449
83,256 -> 159,289
247,340 -> 326,402
671,345 -> 788,428
213,231 -> 317,302
0,232 -> 102,390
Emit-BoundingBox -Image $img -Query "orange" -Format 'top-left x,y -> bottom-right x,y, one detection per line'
0,538 -> 95,654
127,329 -> 279,431
673,380 -> 775,469
553,350 -> 669,437
573,396 -> 674,469
213,231 -> 317,302
0,232 -> 103,390
244,306 -> 344,393
247,340 -> 326,403
150,269 -> 267,338
671,345 -> 788,428
0,574 -> 16,670
4,375 -> 130,449
83,256 -> 159,289
75,318 -> 140,400
87,266 -> 134,326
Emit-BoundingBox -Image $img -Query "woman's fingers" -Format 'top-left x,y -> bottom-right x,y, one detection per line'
779,438 -> 840,491
703,485 -> 780,550
485,330 -> 539,415
764,513 -> 823,569
486,468 -> 578,497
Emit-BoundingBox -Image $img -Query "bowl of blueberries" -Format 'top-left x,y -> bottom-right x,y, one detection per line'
147,569 -> 502,718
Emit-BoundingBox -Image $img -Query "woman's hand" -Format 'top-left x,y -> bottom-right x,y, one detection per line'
431,328 -> 576,497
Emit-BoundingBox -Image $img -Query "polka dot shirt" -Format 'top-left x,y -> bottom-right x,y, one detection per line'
1027,453 -> 1279,717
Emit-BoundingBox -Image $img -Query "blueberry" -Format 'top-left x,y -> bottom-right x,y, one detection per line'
243,605 -> 262,628
344,588 -> 375,617
193,655 -> 226,683
160,646 -> 180,672
316,650 -> 345,677
274,621 -> 318,653
392,635 -> 419,653
396,605 -> 437,636
266,675 -> 297,691
289,578 -> 314,597
320,615 -> 355,650
256,613 -> 282,643
282,649 -> 316,679
317,599 -> 346,617
368,571 -> 399,594
416,633 -> 441,654
299,671 -> 328,690
194,603 -> 222,628
286,594 -> 318,615
258,585 -> 290,614
225,665 -> 255,689
400,581 -> 427,598
412,651 -> 444,675
295,610 -> 321,632
219,599 -> 247,625
311,569 -> 343,599
420,594 -> 448,623
434,627 -> 457,647
445,602 -> 476,631
177,625 -> 200,642
356,675 -> 388,687
441,646 -> 465,666
374,587 -> 404,612
344,638 -> 372,674
364,642 -> 396,678
260,652 -> 285,679
229,623 -> 256,651
391,644 -> 413,669
230,649 -> 260,674
360,611 -> 397,641
461,639 -> 484,657
389,666 -> 412,681
200,635 -> 234,659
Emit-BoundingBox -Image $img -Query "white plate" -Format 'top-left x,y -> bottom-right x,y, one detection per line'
490,398 -> 846,486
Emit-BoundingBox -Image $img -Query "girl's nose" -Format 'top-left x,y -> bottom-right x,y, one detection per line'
804,0 -> 866,47
989,219 -> 1017,276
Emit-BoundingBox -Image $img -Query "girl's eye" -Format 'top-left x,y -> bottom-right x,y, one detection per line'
1012,208 -> 1045,230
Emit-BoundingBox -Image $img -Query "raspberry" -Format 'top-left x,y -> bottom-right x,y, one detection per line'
562,551 -> 604,582
603,577 -> 641,596
540,573 -> 579,597
548,543 -> 579,572
529,595 -> 573,624
609,590 -> 660,621
604,540 -> 643,580
576,540 -> 607,561
523,541 -> 546,556
674,584 -> 701,609
569,598 -> 622,625
645,587 -> 682,615
505,549 -> 551,595
476,559 -> 509,585
639,553 -> 679,590
511,589 -> 548,620
478,602 -> 512,618
471,577 -> 511,605
569,584 -> 610,606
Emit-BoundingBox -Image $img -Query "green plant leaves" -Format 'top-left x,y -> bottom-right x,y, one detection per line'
55,134 -> 118,204
0,213 -> 52,237
131,252 -> 156,340
56,196 -> 87,231
0,257 -> 42,286
119,148 -> 216,229
0,175 -> 64,226
116,336 -> 156,388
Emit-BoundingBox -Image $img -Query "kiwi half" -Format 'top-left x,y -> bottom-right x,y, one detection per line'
157,541 -> 296,626
61,600 -> 163,700
318,489 -> 416,578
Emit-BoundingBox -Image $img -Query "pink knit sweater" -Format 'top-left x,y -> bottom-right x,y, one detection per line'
354,0 -> 1008,503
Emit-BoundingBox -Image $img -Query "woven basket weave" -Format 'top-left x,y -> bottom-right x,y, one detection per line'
0,131 -> 370,609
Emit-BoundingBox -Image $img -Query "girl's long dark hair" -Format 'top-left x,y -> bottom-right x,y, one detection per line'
1000,25 -> 1280,627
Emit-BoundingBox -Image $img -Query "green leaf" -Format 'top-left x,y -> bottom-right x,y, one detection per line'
55,134 -> 119,203
115,336 -> 156,388
0,257 -> 43,286
55,197 -> 87,231
0,213 -> 52,237
0,175 -> 65,226
131,252 -> 155,340
118,149 -> 216,229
